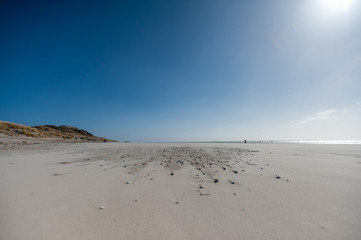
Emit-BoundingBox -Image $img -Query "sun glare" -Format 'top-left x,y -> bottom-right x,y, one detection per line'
320,0 -> 351,13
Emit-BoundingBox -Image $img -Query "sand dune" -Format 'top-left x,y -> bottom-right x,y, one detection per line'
1,142 -> 360,240
0,121 -> 116,142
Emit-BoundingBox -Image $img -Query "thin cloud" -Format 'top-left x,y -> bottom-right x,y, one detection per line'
299,109 -> 337,124
283,109 -> 338,127
284,102 -> 361,128
259,103 -> 361,140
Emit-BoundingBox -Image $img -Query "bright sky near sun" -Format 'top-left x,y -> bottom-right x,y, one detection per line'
1,0 -> 360,141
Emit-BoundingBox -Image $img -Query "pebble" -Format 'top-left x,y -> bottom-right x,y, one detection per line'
126,181 -> 132,184
214,179 -> 219,183
99,206 -> 105,210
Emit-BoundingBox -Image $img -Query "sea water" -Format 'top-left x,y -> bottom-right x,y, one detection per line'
275,140 -> 361,144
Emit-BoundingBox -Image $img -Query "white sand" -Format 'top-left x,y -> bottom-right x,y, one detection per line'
1,141 -> 360,240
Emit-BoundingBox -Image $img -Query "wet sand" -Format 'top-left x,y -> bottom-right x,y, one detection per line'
1,141 -> 360,240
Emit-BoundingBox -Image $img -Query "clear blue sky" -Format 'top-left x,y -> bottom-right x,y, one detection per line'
1,0 -> 361,141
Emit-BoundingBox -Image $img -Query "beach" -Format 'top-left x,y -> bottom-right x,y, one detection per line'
1,140 -> 360,240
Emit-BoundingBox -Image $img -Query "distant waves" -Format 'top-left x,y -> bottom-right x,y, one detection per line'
276,140 -> 361,145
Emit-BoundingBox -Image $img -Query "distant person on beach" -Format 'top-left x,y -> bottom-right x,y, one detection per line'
244,140 -> 247,144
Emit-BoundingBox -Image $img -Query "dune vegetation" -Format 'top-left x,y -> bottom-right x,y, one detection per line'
0,121 -> 116,142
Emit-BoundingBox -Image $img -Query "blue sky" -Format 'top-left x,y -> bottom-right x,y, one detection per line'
1,0 -> 361,141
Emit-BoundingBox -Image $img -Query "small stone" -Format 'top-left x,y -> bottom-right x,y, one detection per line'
170,173 -> 174,176
175,201 -> 179,204
126,181 -> 132,184
276,175 -> 281,179
99,206 -> 105,210
214,179 -> 219,183
233,170 -> 238,174
233,193 -> 237,196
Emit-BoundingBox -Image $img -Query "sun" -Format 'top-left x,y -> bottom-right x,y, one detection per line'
320,0 -> 351,13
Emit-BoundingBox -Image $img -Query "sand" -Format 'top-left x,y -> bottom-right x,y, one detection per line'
1,140 -> 360,240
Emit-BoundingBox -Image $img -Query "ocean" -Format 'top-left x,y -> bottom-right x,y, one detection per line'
272,140 -> 361,145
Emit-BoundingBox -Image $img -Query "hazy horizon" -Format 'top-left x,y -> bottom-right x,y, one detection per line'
1,0 -> 361,142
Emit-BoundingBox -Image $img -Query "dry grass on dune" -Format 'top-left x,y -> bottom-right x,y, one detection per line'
0,121 -> 41,138
0,121 -> 116,142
